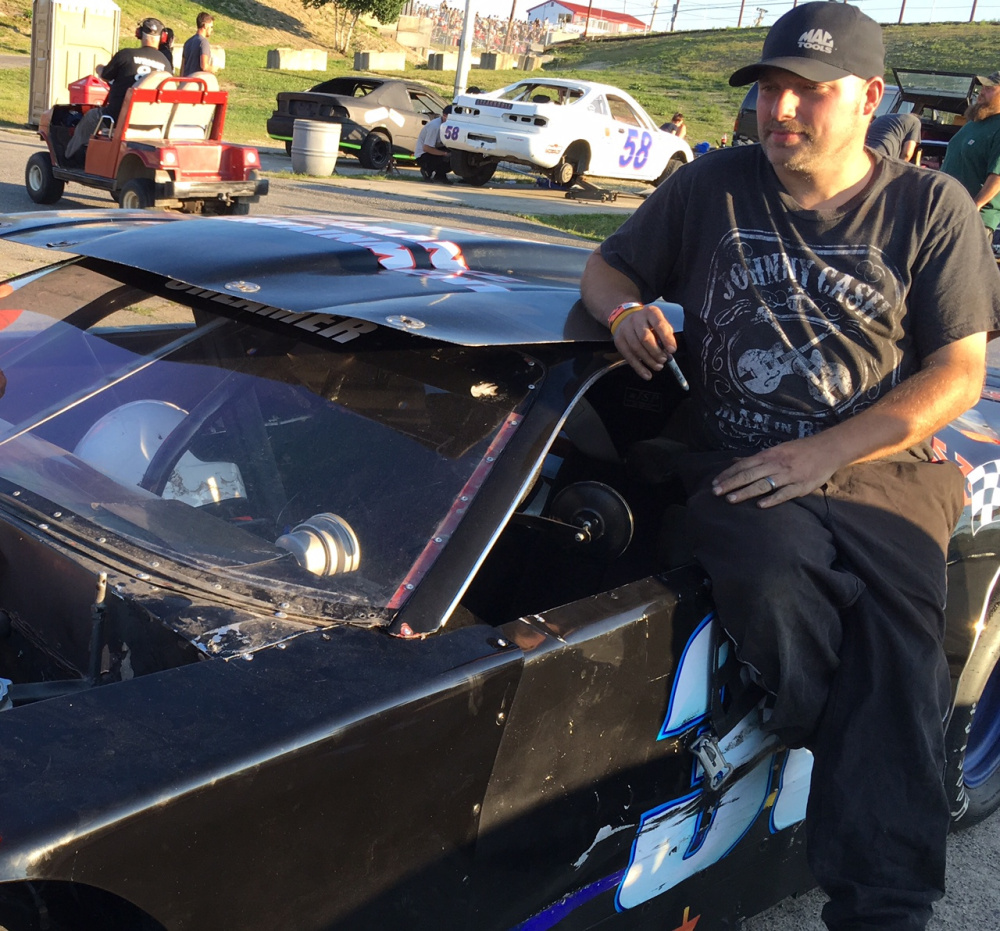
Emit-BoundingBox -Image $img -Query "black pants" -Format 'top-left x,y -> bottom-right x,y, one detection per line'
416,152 -> 450,179
681,450 -> 965,931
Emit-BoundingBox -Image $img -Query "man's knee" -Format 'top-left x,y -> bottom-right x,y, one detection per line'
65,107 -> 102,157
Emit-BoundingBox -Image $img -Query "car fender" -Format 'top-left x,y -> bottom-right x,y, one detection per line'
0,620 -> 525,929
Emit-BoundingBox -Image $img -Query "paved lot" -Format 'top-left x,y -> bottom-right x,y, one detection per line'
1,126 -> 999,931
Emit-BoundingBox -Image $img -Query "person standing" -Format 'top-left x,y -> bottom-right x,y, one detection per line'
158,26 -> 175,68
414,105 -> 453,184
942,71 -> 1000,236
64,18 -> 172,158
581,4 -> 1000,930
866,111 -> 922,162
181,12 -> 215,77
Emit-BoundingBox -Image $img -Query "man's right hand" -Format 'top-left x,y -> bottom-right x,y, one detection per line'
611,304 -> 678,381
580,251 -> 679,381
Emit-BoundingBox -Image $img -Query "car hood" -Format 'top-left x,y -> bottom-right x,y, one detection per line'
0,211 -> 617,346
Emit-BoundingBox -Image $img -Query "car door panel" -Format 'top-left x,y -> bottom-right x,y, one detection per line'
471,568 -> 815,928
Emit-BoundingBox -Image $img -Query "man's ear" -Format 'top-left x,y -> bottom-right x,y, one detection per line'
863,77 -> 885,117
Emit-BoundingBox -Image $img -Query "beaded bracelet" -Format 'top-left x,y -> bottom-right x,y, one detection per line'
608,302 -> 644,336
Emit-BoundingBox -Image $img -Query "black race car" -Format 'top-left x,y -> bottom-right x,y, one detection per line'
265,76 -> 447,170
0,212 -> 997,931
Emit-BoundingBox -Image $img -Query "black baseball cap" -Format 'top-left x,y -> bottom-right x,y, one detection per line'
139,17 -> 165,36
976,71 -> 1000,87
729,2 -> 884,87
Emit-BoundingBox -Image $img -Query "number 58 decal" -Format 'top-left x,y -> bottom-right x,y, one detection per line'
620,129 -> 653,170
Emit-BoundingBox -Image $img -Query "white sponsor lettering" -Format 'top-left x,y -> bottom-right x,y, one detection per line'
797,28 -> 834,54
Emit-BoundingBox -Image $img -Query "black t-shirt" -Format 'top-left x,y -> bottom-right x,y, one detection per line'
101,46 -> 173,120
600,145 -> 1000,452
866,113 -> 922,160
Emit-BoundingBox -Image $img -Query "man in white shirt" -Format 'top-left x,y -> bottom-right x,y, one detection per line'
414,105 -> 452,184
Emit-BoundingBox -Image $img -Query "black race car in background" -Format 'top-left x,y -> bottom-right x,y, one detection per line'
0,211 -> 997,930
265,76 -> 447,169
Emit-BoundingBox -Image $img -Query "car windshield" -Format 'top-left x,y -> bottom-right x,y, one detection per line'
497,83 -> 584,105
0,261 -> 538,612
895,70 -> 976,101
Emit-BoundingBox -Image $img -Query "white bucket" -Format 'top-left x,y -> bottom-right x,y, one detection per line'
291,119 -> 341,176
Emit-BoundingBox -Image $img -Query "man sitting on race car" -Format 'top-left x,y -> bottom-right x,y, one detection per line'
582,3 -> 1000,929
65,18 -> 173,159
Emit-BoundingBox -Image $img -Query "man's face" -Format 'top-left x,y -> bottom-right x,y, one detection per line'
969,84 -> 1000,122
757,68 -> 880,177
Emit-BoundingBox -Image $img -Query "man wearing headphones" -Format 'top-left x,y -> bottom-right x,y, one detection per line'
65,18 -> 172,158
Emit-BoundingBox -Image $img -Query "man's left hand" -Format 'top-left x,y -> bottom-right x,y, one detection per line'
711,434 -> 839,508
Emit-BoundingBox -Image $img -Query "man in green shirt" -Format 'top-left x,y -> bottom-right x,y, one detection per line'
942,71 -> 1000,233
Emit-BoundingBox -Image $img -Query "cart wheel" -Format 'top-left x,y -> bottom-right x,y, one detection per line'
229,201 -> 251,215
25,152 -> 64,205
118,178 -> 156,210
284,140 -> 292,157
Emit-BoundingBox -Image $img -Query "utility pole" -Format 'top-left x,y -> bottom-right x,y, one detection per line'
970,0 -> 978,21
454,0 -> 475,97
583,0 -> 594,38
668,0 -> 680,32
898,0 -> 906,23
502,0 -> 516,52
737,0 -> 746,27
648,0 -> 660,32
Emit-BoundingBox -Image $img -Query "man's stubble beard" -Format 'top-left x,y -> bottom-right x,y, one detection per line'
764,95 -> 868,178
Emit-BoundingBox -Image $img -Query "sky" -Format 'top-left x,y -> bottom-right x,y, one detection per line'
467,0 -> 1000,35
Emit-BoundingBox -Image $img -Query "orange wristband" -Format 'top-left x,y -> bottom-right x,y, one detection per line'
608,302 -> 644,336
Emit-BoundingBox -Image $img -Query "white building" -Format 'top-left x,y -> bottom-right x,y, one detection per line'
525,1 -> 647,36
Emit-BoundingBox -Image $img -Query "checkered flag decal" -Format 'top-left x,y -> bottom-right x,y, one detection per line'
968,460 -> 1000,534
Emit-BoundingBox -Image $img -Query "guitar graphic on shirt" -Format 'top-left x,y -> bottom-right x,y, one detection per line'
737,313 -> 852,406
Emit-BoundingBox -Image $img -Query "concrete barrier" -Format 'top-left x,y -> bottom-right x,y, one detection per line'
353,51 -> 406,72
476,52 -> 517,70
427,51 -> 458,70
267,48 -> 328,71
518,54 -> 541,71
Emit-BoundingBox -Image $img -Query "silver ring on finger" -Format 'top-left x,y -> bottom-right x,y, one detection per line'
764,476 -> 777,491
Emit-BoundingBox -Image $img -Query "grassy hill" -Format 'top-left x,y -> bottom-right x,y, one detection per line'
1,0 -> 997,147
541,22 -> 1000,146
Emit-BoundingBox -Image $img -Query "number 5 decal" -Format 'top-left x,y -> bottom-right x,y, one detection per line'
619,128 -> 638,168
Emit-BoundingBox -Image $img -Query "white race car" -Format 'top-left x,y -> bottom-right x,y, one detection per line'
445,79 -> 693,187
